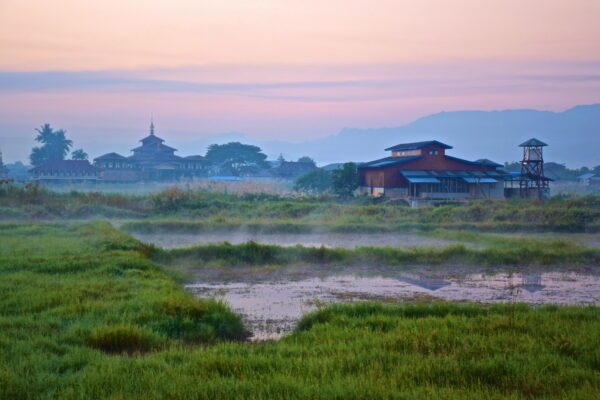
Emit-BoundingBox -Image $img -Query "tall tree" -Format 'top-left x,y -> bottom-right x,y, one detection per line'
294,168 -> 331,193
332,162 -> 359,198
29,124 -> 73,166
205,142 -> 270,176
297,156 -> 316,166
71,149 -> 88,160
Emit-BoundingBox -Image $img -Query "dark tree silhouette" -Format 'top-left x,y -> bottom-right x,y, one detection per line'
297,156 -> 316,166
294,168 -> 331,193
29,124 -> 73,166
205,142 -> 270,176
71,149 -> 88,160
332,162 -> 359,198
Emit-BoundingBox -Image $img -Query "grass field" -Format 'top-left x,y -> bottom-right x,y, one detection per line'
1,222 -> 600,399
2,182 -> 600,233
152,236 -> 600,267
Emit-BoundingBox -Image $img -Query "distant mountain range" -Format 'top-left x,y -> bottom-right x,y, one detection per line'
182,103 -> 600,168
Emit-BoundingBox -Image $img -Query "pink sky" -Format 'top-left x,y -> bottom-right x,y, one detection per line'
0,0 -> 599,162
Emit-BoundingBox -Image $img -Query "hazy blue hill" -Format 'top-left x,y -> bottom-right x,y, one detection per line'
181,104 -> 600,167
290,104 -> 600,167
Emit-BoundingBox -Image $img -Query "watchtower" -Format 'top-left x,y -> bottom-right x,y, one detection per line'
519,138 -> 549,199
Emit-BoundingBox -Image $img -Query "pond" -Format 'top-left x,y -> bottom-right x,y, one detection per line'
185,265 -> 600,341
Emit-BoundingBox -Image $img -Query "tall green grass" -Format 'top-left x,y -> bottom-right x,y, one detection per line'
1,222 -> 600,399
153,238 -> 600,267
2,181 -> 600,233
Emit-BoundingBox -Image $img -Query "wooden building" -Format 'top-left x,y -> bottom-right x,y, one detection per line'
358,140 -> 509,202
30,160 -> 101,182
579,173 -> 600,188
94,123 -> 207,182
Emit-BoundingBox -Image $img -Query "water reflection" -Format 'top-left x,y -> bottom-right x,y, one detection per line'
187,266 -> 600,340
397,274 -> 451,291
519,274 -> 545,293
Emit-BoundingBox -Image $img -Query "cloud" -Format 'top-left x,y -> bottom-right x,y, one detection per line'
0,70 -> 407,93
1,60 -> 600,103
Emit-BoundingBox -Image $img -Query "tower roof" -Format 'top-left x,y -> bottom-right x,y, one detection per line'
139,121 -> 165,144
519,138 -> 548,147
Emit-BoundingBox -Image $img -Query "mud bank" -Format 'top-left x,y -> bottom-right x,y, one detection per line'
186,265 -> 600,340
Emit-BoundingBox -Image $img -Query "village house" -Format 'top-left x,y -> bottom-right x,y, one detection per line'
579,173 -> 600,188
358,140 -> 509,202
30,160 -> 101,182
94,123 -> 207,182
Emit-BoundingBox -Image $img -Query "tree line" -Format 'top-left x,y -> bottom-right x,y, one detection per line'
29,124 -> 88,166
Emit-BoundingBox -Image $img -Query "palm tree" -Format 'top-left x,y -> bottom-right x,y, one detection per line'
30,124 -> 73,166
71,149 -> 88,160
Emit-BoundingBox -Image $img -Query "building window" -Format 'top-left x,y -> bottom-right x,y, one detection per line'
428,150 -> 439,155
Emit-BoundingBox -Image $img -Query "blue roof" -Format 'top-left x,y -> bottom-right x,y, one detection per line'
406,177 -> 440,183
475,159 -> 503,167
384,140 -> 452,151
358,155 -> 423,169
579,173 -> 596,179
463,177 -> 498,183
519,138 -> 548,147
445,155 -> 496,167
209,176 -> 242,181
401,170 -> 511,180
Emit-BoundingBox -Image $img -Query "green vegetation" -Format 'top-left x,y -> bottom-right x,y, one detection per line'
1,222 -> 600,399
205,141 -> 270,176
71,148 -> 89,160
294,168 -> 332,193
332,161 -> 359,198
29,123 -> 73,167
0,222 -> 247,399
153,237 -> 600,267
3,182 -> 600,232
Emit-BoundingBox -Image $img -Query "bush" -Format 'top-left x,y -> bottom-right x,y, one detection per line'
294,169 -> 332,193
87,325 -> 163,354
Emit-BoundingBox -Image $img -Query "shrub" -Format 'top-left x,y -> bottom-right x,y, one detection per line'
87,325 -> 163,354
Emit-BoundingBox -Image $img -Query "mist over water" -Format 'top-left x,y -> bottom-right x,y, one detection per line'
131,232 -> 466,249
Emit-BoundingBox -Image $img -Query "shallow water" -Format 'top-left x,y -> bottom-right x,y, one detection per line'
131,232 -> 463,249
186,265 -> 600,341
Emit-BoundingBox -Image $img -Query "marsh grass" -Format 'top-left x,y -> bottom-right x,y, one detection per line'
153,238 -> 600,267
1,222 -> 600,399
87,325 -> 165,354
3,182 -> 600,233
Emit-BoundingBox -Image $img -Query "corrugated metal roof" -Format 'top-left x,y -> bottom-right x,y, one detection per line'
406,177 -> 440,183
475,158 -> 502,167
519,138 -> 548,147
94,152 -> 126,161
385,140 -> 452,151
463,177 -> 498,183
402,170 -> 509,179
358,155 -> 423,169
579,173 -> 596,179
400,170 -> 432,177
30,160 -> 101,173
